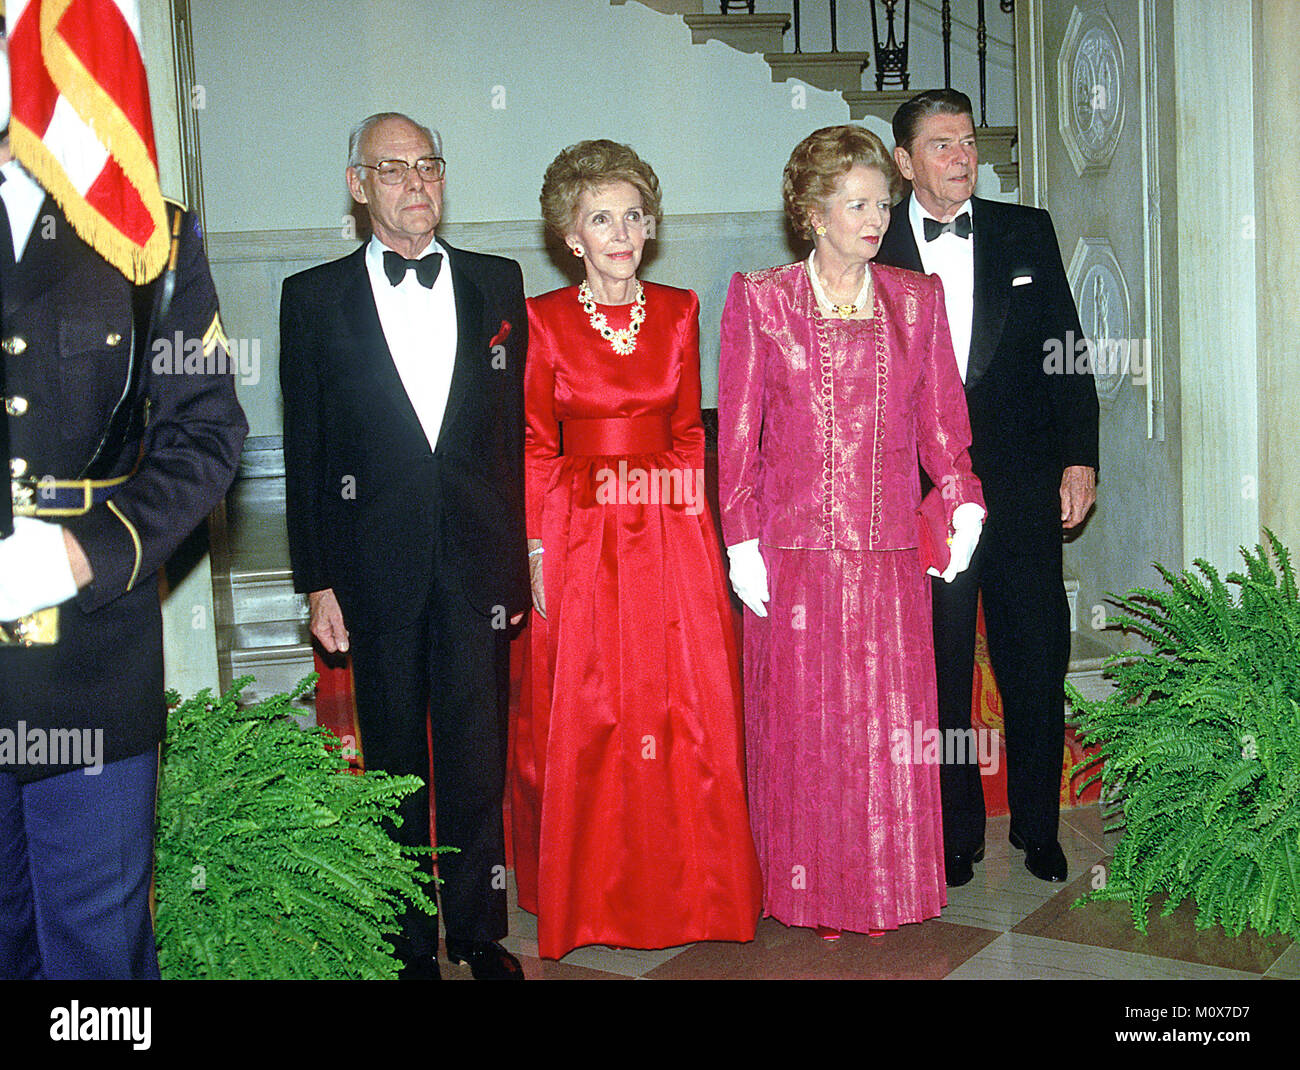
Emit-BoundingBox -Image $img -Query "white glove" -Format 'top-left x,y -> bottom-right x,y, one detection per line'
931,502 -> 985,583
0,517 -> 79,620
726,538 -> 769,618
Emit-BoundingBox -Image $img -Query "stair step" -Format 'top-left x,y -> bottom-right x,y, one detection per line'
990,162 -> 1019,194
764,51 -> 871,93
611,0 -> 705,14
1067,629 -> 1122,704
227,619 -> 313,652
220,623 -> 317,726
224,629 -> 317,721
231,564 -> 295,586
235,435 -> 286,479
1064,577 -> 1079,632
974,125 -> 1019,193
972,125 -> 1016,167
223,480 -> 291,575
1067,626 -> 1114,672
843,88 -> 918,125
684,12 -> 789,54
229,573 -> 308,626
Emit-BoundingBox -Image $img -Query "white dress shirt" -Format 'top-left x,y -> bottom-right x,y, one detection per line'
0,160 -> 48,261
908,194 -> 974,383
364,234 -> 457,452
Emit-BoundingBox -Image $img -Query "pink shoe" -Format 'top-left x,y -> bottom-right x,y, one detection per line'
814,926 -> 841,941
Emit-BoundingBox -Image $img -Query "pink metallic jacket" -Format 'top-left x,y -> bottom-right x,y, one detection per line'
718,260 -> 983,550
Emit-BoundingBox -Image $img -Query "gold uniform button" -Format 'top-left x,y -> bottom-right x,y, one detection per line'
2,337 -> 27,355
5,397 -> 28,416
10,458 -> 28,478
106,331 -> 123,346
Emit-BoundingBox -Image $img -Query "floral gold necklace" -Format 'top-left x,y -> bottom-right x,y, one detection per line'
579,280 -> 646,355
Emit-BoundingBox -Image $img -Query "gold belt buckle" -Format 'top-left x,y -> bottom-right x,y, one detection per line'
0,607 -> 60,646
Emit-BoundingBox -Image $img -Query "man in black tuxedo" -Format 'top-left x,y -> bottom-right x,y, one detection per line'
876,90 -> 1099,887
280,112 -> 529,979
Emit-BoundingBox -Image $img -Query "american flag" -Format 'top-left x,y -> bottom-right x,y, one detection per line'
7,0 -> 169,283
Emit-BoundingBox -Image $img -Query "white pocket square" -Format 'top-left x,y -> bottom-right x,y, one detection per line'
1012,275 -> 1034,287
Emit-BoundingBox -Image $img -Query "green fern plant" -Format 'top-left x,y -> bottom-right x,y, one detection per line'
1069,530 -> 1300,939
154,675 -> 439,978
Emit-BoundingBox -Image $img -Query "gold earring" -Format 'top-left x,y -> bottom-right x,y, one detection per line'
572,245 -> 585,257
814,224 -> 827,237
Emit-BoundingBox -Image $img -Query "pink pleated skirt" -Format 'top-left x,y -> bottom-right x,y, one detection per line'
742,545 -> 947,933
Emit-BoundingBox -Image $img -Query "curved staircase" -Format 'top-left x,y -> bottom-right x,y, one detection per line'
612,0 -> 1018,191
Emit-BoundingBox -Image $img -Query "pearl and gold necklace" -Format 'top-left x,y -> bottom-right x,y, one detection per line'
806,251 -> 872,319
578,280 -> 646,355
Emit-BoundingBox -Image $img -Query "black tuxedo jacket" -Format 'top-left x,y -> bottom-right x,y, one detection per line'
279,239 -> 529,633
876,195 -> 1099,550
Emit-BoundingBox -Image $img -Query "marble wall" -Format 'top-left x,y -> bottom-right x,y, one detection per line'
1017,0 -> 1184,639
1253,0 -> 1300,555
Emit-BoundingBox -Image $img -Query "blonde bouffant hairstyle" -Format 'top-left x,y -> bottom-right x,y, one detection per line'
540,140 -> 663,239
782,125 -> 901,238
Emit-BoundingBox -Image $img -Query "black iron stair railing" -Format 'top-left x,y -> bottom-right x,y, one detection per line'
715,0 -> 1013,127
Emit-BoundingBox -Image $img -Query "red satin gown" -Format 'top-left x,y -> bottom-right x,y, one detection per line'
511,282 -> 762,959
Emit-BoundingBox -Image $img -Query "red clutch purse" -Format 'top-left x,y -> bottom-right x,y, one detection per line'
916,488 -> 952,574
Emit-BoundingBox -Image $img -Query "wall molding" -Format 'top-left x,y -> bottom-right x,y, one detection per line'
206,211 -> 792,265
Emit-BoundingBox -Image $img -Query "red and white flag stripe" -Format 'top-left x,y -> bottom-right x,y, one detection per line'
7,0 -> 168,283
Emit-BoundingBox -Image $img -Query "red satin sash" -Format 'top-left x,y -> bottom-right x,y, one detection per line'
561,412 -> 672,456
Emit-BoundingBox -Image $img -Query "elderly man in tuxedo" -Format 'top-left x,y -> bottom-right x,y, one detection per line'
280,112 -> 529,979
876,90 -> 1099,888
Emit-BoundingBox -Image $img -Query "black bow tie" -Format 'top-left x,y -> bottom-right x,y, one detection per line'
383,249 -> 443,287
923,212 -> 972,242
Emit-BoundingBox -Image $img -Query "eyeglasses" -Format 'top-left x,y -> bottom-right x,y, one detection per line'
355,157 -> 446,185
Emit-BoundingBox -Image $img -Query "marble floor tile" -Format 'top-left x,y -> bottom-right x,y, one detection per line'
500,909 -> 686,977
1062,804 -> 1127,857
549,943 -> 688,978
645,916 -> 1000,980
1013,865 -> 1294,974
1262,941 -> 1300,980
491,802 -> 1293,980
944,931 -> 1262,981
940,812 -> 1107,933
440,944 -> 627,980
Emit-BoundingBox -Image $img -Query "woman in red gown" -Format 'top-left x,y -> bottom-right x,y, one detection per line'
511,140 -> 762,959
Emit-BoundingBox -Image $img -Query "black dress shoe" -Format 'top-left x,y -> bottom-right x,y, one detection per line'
397,954 -> 441,980
1009,829 -> 1068,881
444,939 -> 524,980
1022,841 -> 1068,882
944,843 -> 985,888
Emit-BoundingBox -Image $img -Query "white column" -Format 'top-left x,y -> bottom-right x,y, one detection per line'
1254,0 -> 1300,553
1174,0 -> 1259,570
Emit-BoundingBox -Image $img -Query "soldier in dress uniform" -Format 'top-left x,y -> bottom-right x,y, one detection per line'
0,35 -> 248,977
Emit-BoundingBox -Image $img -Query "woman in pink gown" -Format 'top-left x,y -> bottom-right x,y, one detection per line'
718,126 -> 985,936
511,140 -> 762,960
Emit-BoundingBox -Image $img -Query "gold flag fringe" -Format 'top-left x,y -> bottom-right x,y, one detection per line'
8,0 -> 171,284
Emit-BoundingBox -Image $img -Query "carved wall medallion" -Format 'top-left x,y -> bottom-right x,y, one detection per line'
1066,237 -> 1136,406
1058,5 -> 1126,176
